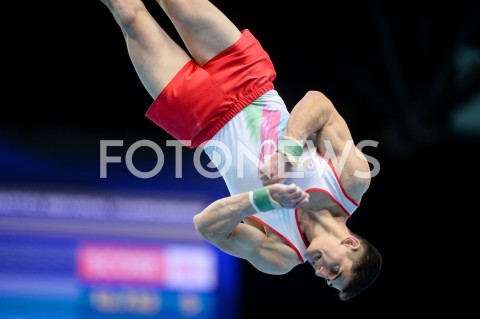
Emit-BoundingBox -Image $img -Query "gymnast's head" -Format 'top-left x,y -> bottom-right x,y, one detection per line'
306,232 -> 382,300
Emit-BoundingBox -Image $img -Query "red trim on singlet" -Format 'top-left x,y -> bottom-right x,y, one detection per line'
248,215 -> 305,264
316,150 -> 360,207
305,188 -> 352,217
295,208 -> 310,248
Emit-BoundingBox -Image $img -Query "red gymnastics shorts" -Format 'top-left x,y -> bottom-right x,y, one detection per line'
145,29 -> 276,148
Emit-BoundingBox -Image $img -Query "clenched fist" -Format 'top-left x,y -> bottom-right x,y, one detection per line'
259,152 -> 293,186
267,183 -> 309,209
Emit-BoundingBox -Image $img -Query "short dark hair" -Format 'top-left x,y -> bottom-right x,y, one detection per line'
338,233 -> 382,301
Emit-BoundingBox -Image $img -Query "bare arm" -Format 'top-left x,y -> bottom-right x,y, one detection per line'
193,183 -> 309,274
260,91 -> 371,198
283,90 -> 336,145
260,91 -> 338,184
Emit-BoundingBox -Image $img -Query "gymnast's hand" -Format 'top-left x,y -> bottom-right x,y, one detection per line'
259,152 -> 293,186
268,183 -> 309,209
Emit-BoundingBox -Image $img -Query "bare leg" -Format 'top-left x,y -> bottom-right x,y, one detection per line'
100,0 -> 191,99
156,0 -> 242,66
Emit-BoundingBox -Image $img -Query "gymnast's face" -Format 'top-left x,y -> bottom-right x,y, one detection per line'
305,237 -> 356,291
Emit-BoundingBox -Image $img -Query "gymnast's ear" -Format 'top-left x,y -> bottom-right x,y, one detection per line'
341,236 -> 360,249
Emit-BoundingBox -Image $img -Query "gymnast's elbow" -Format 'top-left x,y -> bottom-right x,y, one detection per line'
194,214 -> 234,254
193,211 -> 221,242
193,213 -> 209,238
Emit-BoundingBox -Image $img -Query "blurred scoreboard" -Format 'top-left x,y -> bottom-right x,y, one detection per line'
0,187 -> 240,319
